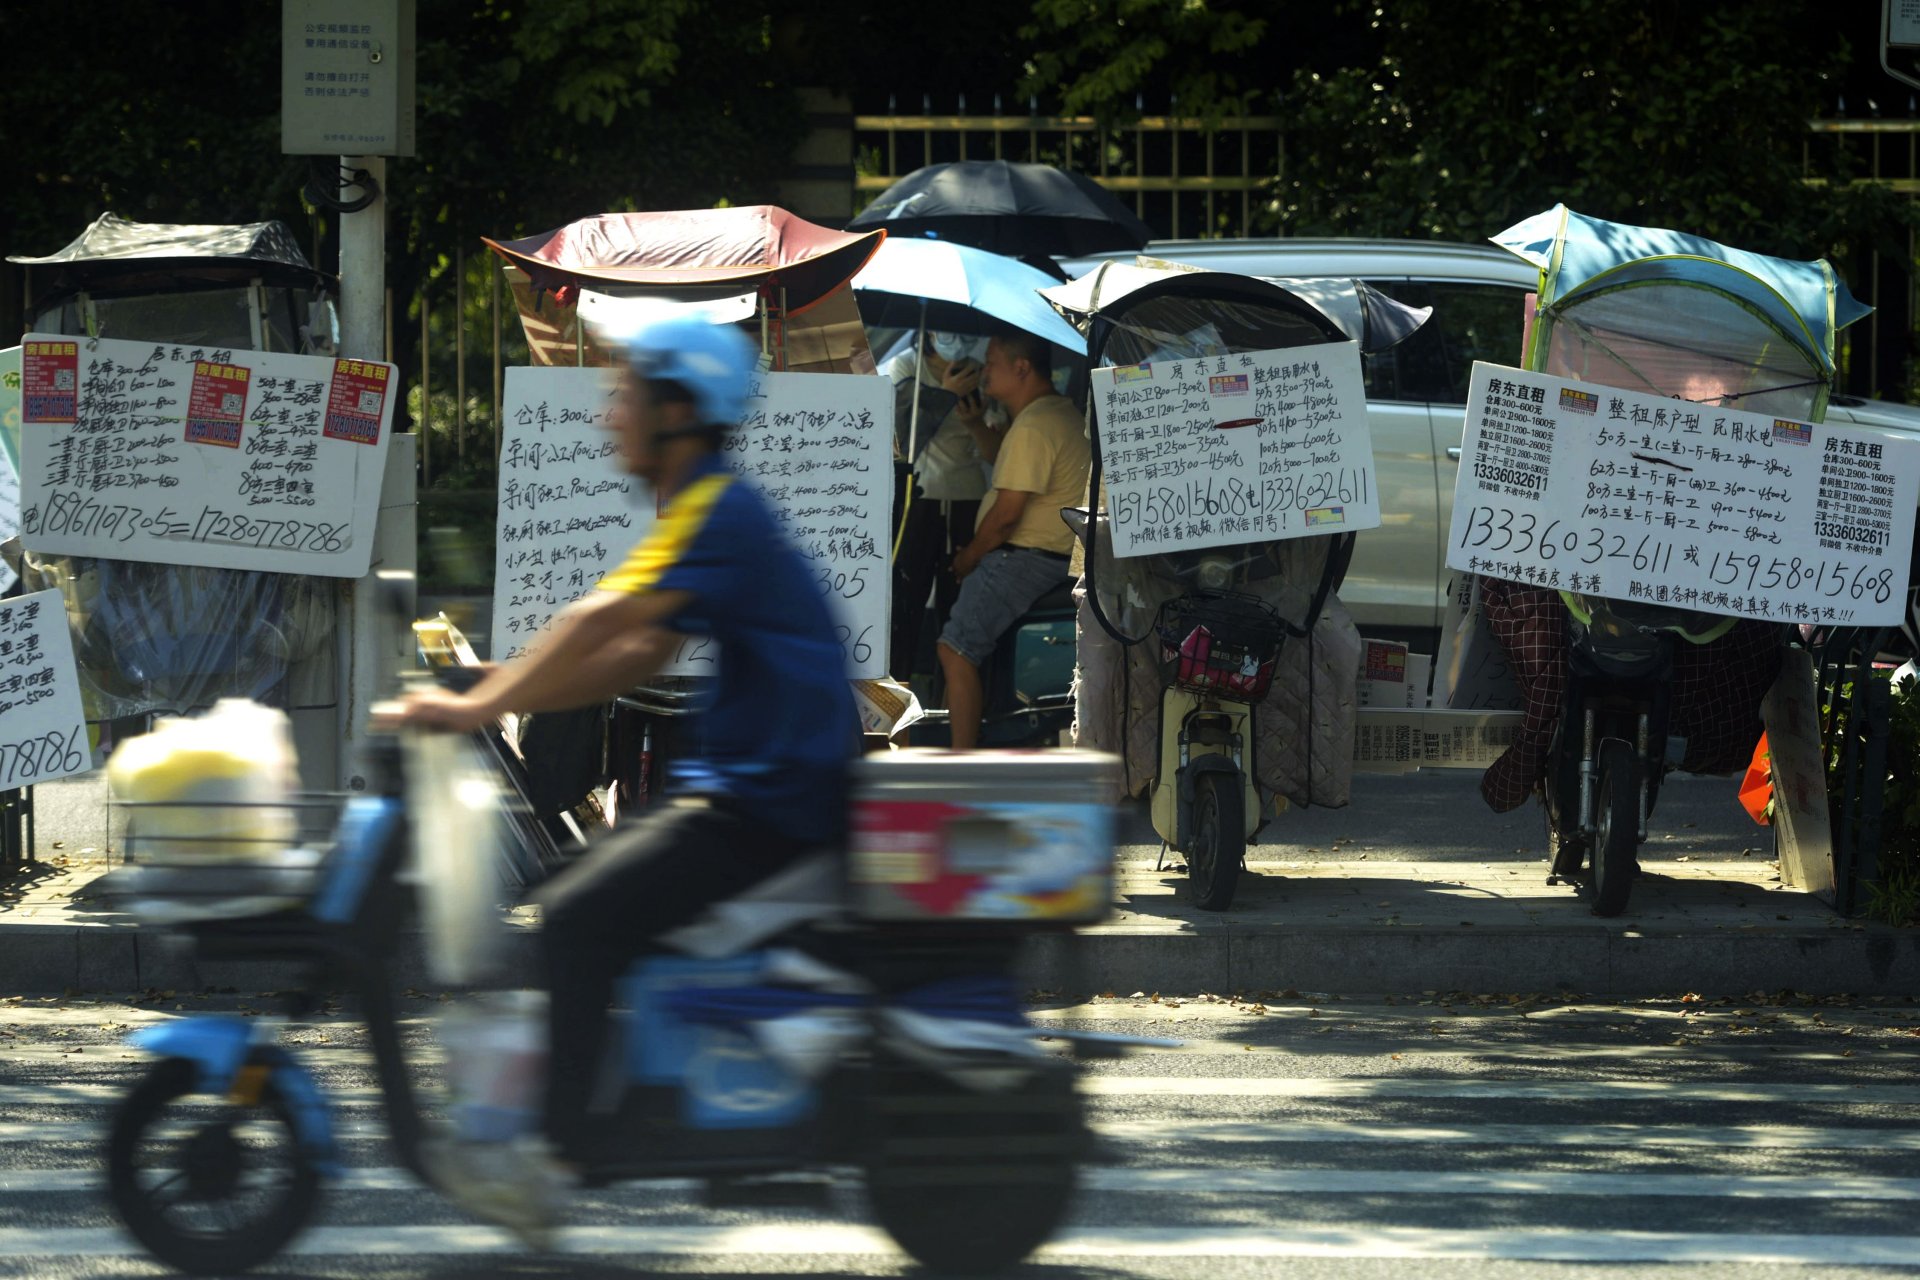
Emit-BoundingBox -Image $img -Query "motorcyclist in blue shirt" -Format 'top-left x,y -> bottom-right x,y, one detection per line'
387,313 -> 860,1180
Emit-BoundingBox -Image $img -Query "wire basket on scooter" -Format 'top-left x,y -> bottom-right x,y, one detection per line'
101,795 -> 350,925
1157,592 -> 1286,704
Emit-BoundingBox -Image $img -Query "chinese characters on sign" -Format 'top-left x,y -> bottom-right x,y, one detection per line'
491,367 -> 634,663
491,368 -> 893,679
16,335 -> 397,578
1091,343 -> 1379,558
0,590 -> 91,789
1448,362 -> 1920,626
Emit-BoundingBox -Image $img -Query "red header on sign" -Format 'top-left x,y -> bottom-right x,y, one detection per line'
21,340 -> 78,424
323,359 -> 389,445
184,361 -> 251,449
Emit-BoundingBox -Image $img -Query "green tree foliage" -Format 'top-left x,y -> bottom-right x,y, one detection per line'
1020,0 -> 1274,121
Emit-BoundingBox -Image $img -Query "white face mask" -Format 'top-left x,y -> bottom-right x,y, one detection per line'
929,332 -> 984,363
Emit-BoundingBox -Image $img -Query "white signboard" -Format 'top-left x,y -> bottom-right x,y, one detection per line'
16,335 -> 398,578
492,367 -> 892,679
1449,362 -> 1920,627
0,589 -> 91,788
1092,343 -> 1378,558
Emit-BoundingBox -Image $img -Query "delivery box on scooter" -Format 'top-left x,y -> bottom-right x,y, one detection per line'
850,750 -> 1120,923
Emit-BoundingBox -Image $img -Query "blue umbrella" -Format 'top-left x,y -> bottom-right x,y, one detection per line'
853,236 -> 1087,353
853,236 -> 1086,459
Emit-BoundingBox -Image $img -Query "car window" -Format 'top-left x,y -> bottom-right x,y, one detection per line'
1362,282 -> 1529,406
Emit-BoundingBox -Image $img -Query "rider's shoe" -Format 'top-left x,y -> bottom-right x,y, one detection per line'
421,1132 -> 570,1250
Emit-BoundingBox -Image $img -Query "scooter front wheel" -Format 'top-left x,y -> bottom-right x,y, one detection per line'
107,1057 -> 321,1276
1592,738 -> 1639,917
1187,772 -> 1245,912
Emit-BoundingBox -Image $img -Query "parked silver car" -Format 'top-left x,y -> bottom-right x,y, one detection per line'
1068,238 -> 1920,649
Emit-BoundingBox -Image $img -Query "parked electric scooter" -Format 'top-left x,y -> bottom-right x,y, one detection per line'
1047,262 -> 1427,909
98,592 -> 1131,1275
1486,206 -> 1873,915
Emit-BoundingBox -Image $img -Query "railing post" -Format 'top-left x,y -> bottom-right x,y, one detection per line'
419,288 -> 431,487
455,245 -> 466,465
492,254 -> 503,463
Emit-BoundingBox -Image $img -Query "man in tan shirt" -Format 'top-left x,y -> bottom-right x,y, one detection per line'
937,328 -> 1090,749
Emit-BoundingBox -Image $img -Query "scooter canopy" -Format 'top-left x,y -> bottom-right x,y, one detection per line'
1044,259 -> 1428,369
1492,204 -> 1870,420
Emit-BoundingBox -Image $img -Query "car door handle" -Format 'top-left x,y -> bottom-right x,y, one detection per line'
1445,447 -> 1462,461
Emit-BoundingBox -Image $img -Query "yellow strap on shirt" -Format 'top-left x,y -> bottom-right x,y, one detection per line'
597,473 -> 734,595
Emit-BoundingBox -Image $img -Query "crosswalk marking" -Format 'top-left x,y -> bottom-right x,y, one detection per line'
9,1164 -> 1920,1201
8,1073 -> 1919,1110
3,1222 -> 1920,1265
9,1114 -> 1920,1151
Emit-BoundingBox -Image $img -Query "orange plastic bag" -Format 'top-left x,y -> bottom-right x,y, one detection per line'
1738,732 -> 1772,826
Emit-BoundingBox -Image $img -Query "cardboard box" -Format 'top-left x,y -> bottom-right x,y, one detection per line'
850,750 -> 1119,922
1352,708 -> 1524,773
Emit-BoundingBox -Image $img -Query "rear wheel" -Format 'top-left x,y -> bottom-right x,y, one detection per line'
866,1050 -> 1082,1273
1592,738 -> 1639,918
1187,772 -> 1245,912
107,1058 -> 320,1275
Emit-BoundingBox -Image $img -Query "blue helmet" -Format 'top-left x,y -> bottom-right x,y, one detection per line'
620,311 -> 759,428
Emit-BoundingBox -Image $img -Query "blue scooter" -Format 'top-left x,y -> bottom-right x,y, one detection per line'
101,719 -> 1118,1275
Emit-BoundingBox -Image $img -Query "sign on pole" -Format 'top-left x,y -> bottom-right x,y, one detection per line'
16,335 -> 398,578
1448,361 -> 1920,626
492,367 -> 892,678
1090,343 -> 1378,558
281,0 -> 417,156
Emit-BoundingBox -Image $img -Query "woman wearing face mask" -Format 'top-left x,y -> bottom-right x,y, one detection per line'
881,330 -> 1008,682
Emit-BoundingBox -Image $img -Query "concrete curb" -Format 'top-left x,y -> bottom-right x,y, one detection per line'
6,919 -> 1918,998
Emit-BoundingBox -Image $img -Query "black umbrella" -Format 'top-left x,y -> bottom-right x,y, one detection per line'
847,160 -> 1153,260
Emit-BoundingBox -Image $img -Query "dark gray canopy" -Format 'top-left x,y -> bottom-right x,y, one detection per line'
10,213 -> 329,309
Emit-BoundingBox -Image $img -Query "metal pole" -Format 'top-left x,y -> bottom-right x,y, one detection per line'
336,155 -> 415,794
907,297 -> 928,460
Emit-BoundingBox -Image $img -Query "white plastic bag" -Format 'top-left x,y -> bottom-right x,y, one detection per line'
108,699 -> 299,860
405,731 -> 507,985
438,990 -> 547,1142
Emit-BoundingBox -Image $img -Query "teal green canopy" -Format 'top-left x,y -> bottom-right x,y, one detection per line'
1491,205 -> 1870,421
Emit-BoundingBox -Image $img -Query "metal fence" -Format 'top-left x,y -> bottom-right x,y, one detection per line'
853,106 -> 1283,241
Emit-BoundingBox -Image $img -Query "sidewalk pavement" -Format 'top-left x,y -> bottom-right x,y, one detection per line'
4,851 -> 1914,998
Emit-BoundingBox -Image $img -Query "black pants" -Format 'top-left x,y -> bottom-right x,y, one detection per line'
532,800 -> 813,1158
890,485 -> 980,681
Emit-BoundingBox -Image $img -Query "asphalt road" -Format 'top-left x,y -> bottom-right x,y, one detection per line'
3,988 -> 1918,1278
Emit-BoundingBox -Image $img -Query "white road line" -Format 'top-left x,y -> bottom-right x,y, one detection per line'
8,1074 -> 1919,1111
9,1164 -> 1920,1202
1093,1117 -> 1920,1151
3,1222 -> 1920,1265
1078,1076 -> 1920,1104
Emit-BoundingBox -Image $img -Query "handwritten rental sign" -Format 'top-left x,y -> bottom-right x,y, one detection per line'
0,590 -> 91,788
16,335 -> 397,578
1092,343 -> 1379,558
492,367 -> 891,678
1448,362 -> 1920,626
